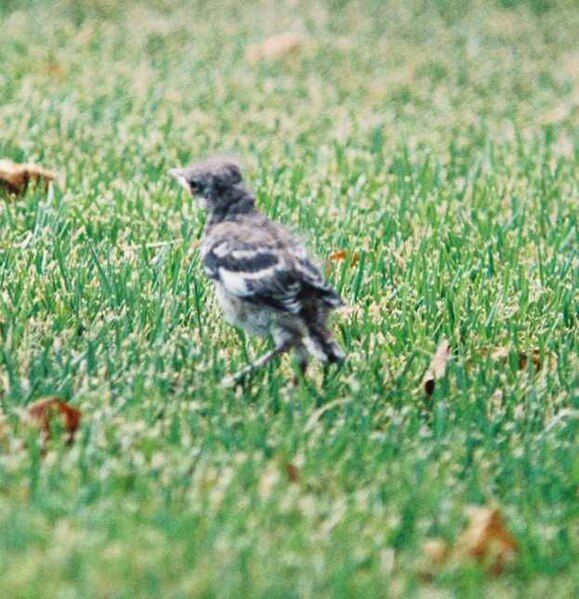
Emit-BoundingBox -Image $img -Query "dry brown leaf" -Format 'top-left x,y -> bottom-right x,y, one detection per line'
328,250 -> 361,268
0,159 -> 56,197
423,340 -> 451,396
329,249 -> 347,262
284,462 -> 300,483
491,346 -> 542,371
518,349 -> 541,371
455,506 -> 518,574
26,397 -> 82,444
421,506 -> 518,577
246,33 -> 304,63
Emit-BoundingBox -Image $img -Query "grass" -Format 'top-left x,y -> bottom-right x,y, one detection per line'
0,0 -> 577,596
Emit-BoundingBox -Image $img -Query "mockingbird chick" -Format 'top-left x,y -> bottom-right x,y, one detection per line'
170,158 -> 345,385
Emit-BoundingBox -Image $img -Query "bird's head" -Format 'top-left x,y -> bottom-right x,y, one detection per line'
170,158 -> 251,215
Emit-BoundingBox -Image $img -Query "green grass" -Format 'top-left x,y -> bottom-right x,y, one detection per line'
0,0 -> 577,596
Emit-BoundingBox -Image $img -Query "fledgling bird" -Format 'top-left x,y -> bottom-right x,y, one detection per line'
170,158 -> 345,385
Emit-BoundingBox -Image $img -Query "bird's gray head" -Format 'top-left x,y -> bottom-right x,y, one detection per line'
170,159 -> 254,218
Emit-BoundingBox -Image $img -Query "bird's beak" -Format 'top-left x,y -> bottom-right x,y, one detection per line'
169,168 -> 185,181
169,168 -> 189,191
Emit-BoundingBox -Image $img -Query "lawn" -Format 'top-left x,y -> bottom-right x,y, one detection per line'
0,0 -> 577,596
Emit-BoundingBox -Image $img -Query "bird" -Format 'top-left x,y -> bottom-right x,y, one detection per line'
170,158 -> 345,385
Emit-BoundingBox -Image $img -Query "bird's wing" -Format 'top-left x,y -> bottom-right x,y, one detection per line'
287,242 -> 345,307
203,239 -> 343,313
203,239 -> 301,312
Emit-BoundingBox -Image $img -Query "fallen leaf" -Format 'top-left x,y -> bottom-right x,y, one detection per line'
421,506 -> 518,577
455,506 -> 518,574
491,346 -> 542,371
284,462 -> 300,483
423,340 -> 451,396
246,33 -> 304,63
518,349 -> 541,371
329,249 -> 347,261
328,250 -> 361,271
0,159 -> 56,196
26,397 -> 82,444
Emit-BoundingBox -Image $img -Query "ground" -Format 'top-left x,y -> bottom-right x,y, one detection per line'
0,0 -> 577,597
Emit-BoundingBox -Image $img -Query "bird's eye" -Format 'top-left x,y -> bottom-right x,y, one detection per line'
189,180 -> 199,192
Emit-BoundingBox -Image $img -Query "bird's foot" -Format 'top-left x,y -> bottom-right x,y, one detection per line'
221,370 -> 249,388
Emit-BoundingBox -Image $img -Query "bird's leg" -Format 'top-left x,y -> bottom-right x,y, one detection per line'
297,349 -> 309,376
222,340 -> 292,387
292,343 -> 309,386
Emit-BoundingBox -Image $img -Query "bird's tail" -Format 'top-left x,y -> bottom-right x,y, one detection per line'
303,324 -> 345,364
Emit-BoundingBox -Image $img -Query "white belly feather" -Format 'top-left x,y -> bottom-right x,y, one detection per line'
214,282 -> 273,337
